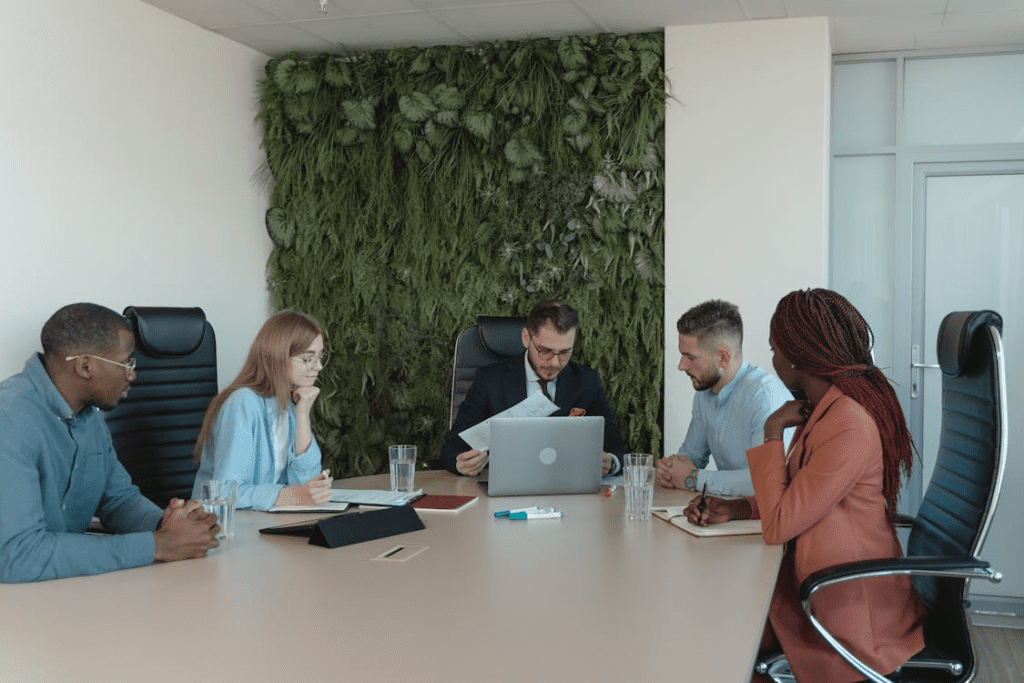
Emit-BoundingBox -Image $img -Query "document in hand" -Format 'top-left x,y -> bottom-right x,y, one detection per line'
458,392 -> 558,452
651,506 -> 763,537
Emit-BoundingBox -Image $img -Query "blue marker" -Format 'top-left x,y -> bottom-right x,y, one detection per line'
494,506 -> 539,518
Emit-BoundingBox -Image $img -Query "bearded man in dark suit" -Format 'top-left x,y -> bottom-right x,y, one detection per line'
440,300 -> 627,476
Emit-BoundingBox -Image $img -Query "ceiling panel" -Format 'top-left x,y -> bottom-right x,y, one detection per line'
436,2 -> 601,43
301,12 -> 473,50
135,0 -> 1024,56
579,0 -> 749,30
144,0 -> 281,29
217,22 -> 340,54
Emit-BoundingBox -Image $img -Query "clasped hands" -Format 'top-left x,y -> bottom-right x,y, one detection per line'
656,454 -> 696,489
153,498 -> 220,562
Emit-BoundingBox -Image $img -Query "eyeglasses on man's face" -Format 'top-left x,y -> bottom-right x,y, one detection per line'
292,348 -> 331,369
529,336 -> 573,361
65,354 -> 137,374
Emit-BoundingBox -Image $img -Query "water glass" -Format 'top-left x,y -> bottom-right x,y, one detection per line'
624,464 -> 655,521
388,444 -> 417,493
199,479 -> 237,540
624,453 -> 654,470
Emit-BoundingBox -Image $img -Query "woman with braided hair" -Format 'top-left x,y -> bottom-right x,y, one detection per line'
685,289 -> 926,683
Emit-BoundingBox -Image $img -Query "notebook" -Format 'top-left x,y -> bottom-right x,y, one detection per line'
651,506 -> 763,537
410,494 -> 479,513
483,416 -> 604,496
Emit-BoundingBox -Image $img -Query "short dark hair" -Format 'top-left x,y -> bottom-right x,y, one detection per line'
676,299 -> 743,348
526,300 -> 579,335
40,303 -> 130,359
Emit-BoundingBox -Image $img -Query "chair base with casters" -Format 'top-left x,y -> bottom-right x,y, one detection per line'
755,310 -> 1007,683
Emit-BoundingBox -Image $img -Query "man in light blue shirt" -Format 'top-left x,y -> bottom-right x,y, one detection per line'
0,303 -> 219,583
657,300 -> 791,496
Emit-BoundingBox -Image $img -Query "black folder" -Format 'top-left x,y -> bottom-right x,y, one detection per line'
259,505 -> 425,548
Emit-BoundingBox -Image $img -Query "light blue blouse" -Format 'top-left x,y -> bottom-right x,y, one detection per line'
192,388 -> 323,511
678,360 -> 792,496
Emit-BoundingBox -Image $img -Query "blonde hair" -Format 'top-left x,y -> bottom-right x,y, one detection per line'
195,310 -> 325,460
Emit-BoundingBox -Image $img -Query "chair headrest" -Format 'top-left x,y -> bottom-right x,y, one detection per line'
477,316 -> 527,357
123,306 -> 208,357
937,310 -> 1002,377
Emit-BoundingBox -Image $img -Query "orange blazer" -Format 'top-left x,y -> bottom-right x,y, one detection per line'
747,385 -> 925,683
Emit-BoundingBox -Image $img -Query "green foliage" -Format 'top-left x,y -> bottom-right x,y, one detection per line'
258,34 -> 667,478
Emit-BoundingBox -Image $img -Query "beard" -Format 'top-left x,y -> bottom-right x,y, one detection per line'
692,369 -> 722,392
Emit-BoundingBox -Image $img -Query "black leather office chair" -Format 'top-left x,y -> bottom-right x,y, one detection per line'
757,310 -> 1006,683
103,307 -> 218,508
449,316 -> 526,427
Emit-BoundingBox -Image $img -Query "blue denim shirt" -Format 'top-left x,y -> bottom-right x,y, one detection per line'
192,388 -> 322,511
678,360 -> 793,496
0,355 -> 162,583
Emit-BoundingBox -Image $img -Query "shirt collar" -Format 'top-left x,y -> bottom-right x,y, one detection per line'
713,359 -> 750,404
24,353 -> 79,421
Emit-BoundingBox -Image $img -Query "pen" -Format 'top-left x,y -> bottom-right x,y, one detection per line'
603,484 -> 618,497
697,483 -> 708,518
509,509 -> 563,520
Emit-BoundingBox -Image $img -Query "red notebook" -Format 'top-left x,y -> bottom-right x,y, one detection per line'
410,494 -> 479,513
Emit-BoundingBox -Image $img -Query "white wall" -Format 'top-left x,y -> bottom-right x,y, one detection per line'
663,18 -> 832,454
0,0 -> 273,386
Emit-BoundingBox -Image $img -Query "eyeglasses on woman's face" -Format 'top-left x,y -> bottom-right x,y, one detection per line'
291,348 -> 331,369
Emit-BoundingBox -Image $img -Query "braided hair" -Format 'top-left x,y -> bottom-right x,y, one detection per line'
770,289 -> 913,527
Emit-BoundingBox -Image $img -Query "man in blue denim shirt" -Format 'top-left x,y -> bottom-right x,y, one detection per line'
657,300 -> 792,497
0,303 -> 219,583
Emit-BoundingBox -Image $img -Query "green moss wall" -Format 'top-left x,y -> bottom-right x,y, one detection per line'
258,34 -> 665,477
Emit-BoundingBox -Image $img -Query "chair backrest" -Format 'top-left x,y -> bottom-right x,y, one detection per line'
103,307 -> 218,508
449,316 -> 526,427
907,310 -> 1006,666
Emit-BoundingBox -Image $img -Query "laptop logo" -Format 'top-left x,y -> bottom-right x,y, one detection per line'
539,447 -> 557,465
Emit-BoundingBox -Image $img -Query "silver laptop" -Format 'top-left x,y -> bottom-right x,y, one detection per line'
484,416 -> 605,496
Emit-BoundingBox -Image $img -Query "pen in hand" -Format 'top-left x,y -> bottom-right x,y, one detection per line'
697,483 -> 708,520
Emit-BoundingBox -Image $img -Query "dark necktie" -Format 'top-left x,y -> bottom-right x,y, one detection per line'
538,379 -> 551,400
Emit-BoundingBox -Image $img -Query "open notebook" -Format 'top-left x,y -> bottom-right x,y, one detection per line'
652,506 -> 763,537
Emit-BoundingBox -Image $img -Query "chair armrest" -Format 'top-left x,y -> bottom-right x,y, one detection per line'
799,555 -> 994,602
797,556 -> 999,683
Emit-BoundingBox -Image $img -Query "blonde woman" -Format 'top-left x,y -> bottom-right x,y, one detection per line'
192,311 -> 333,510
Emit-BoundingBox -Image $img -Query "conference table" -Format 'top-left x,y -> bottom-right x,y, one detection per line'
1,471 -> 782,683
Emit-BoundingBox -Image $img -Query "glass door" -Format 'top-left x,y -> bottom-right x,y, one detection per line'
909,161 -> 1023,594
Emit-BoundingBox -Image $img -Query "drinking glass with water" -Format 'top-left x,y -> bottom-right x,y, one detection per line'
388,445 -> 417,492
200,479 -> 238,539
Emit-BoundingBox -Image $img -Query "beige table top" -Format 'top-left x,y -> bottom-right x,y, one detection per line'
1,470 -> 781,683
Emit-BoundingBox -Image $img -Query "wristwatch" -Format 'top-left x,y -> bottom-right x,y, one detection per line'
684,470 -> 699,491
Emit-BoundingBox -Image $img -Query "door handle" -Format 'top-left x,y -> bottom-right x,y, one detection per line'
910,345 -> 940,399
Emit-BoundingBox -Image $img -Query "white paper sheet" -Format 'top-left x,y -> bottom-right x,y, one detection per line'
458,392 -> 558,451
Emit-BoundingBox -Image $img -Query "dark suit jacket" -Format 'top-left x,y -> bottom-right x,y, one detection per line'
440,354 -> 628,474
